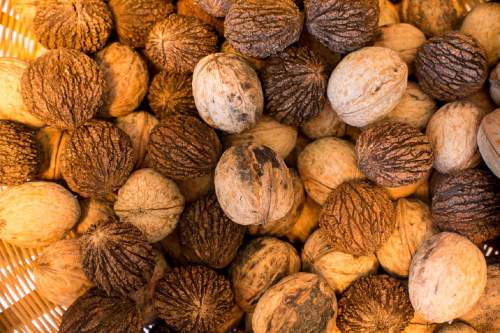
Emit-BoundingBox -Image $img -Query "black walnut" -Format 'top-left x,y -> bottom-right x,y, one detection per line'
193,0 -> 233,17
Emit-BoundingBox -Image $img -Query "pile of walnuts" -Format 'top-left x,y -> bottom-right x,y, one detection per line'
0,0 -> 499,332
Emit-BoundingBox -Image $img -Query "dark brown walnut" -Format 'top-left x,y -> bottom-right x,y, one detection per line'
431,169 -> 500,245
337,275 -> 414,333
224,0 -> 303,58
263,45 -> 328,126
33,0 -> 113,53
148,71 -> 197,118
147,115 -> 222,181
61,120 -> 134,198
178,194 -> 246,269
305,0 -> 379,54
415,31 -> 488,101
319,180 -> 395,256
193,0 -> 233,17
154,265 -> 235,333
145,14 -> 218,73
355,121 -> 433,187
21,49 -> 105,130
80,217 -> 155,296
0,121 -> 39,185
59,288 -> 144,333
109,0 -> 173,48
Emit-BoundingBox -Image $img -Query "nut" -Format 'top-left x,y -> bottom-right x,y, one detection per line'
435,322 -> 478,333
176,173 -> 215,203
490,63 -> 500,106
378,0 -> 400,27
177,0 -> 224,35
193,0 -> 233,17
220,41 -> 264,71
285,197 -> 321,243
300,99 -> 346,139
76,198 -> 115,235
477,108 -> 500,177
35,126 -> 70,180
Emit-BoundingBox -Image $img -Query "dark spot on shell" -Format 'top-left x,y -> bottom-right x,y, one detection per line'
238,113 -> 249,122
252,146 -> 281,168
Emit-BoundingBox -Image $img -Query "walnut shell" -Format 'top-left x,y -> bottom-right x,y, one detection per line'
415,32 -> 488,102
378,0 -> 400,27
194,0 -> 233,17
178,194 -> 245,269
177,173 -> 215,203
33,0 -> 113,53
59,288 -> 144,333
285,196 -> 321,243
0,181 -> 80,248
252,272 -> 337,333
192,53 -> 264,134
114,168 -> 185,243
490,63 -> 500,106
220,40 -> 265,71
300,99 -> 346,140
177,0 -> 225,35
76,198 -> 115,235
214,144 -> 294,225
61,120 -> 134,198
154,265 -> 235,333
435,322 -> 478,333
305,0 -> 379,54
319,180 -> 395,256
224,0 -> 303,58
33,239 -> 92,307
431,169 -> 500,245
35,126 -> 70,180
0,120 -> 39,185
355,121 -> 433,187
21,49 -> 105,130
462,87 -> 496,114
477,109 -> 500,177
337,275 -> 414,333
327,47 -> 408,127
403,314 -> 437,333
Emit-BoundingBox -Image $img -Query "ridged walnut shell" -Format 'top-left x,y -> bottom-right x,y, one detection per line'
305,0 -> 379,54
59,288 -> 144,333
80,217 -> 155,296
263,45 -> 328,126
337,275 -> 414,333
224,0 -> 303,58
61,120 -> 134,198
319,180 -> 395,256
193,0 -> 233,17
415,32 -> 488,102
355,121 -> 433,187
21,49 -> 105,130
147,115 -> 222,181
477,109 -> 500,177
431,169 -> 500,245
33,0 -> 113,53
0,120 -> 39,185
154,265 -> 235,333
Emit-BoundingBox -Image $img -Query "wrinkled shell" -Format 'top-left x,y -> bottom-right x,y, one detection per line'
301,100 -> 346,140
337,275 -> 414,333
252,273 -> 337,333
177,173 -> 215,203
298,31 -> 342,73
36,127 -> 69,180
285,197 -> 321,243
298,137 -> 365,205
415,32 -> 488,102
21,49 -> 105,130
409,232 -> 487,323
305,0 -> 379,54
211,304 -> 245,333
378,0 -> 399,27
193,53 -> 264,134
220,41 -> 265,71
61,120 -> 134,198
76,198 -> 115,235
154,266 -> 235,333
224,0 -> 303,58
215,144 -> 294,225
0,181 -> 80,248
230,237 -> 300,312
435,322 -> 477,333
194,0 -> 233,17
177,0 -> 224,35
148,71 -> 197,118
490,64 -> 500,106
477,109 -> 500,177
319,180 -> 395,256
327,47 -> 408,127
33,239 -> 92,307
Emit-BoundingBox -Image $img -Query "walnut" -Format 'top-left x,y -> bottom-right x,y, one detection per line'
177,173 -> 215,203
0,120 -> 39,185
403,314 -> 437,333
154,265 -> 235,333
211,304 -> 245,333
193,53 -> 264,134
384,172 -> 430,201
252,273 -> 337,333
355,121 -> 433,187
179,194 -> 245,269
477,109 -> 500,177
194,0 -> 233,17
462,87 -> 496,114
337,275 -> 414,333
61,120 -> 134,198
35,126 -> 70,180
319,180 -> 395,256
214,144 -> 294,225
305,0 -> 379,54
297,137 -> 365,205
0,181 -> 80,248
285,197 -> 321,243
33,239 -> 92,307
490,63 -> 500,106
224,0 -> 303,58
230,237 -> 300,312
76,198 -> 115,235
300,100 -> 346,140
21,49 -> 105,130
145,14 -> 218,73
378,0 -> 400,27
435,322 -> 478,333
177,0 -> 225,35
220,41 -> 265,71
284,133 -> 310,168
409,232 -> 487,323
415,32 -> 488,101
327,47 -> 408,127
147,115 -> 221,181
109,0 -> 174,48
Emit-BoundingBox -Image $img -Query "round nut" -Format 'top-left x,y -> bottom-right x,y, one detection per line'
477,109 -> 500,177
177,0 -> 224,35
378,0 -> 399,27
300,100 -> 346,139
193,0 -> 233,17
435,322 -> 477,333
221,40 -> 265,71
76,198 -> 115,235
490,63 -> 500,106
176,173 -> 214,203
148,71 -> 197,118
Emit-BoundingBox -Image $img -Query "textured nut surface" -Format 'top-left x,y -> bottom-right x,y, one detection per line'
305,0 -> 379,54
76,198 -> 115,235
21,49 -> 105,130
435,322 -> 477,333
177,0 -> 225,35
220,40 -> 265,72
301,100 -> 346,140
194,0 -> 233,17
177,173 -> 214,203
477,109 -> 500,177
148,71 -> 197,118
36,127 -> 69,180
490,64 -> 500,106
